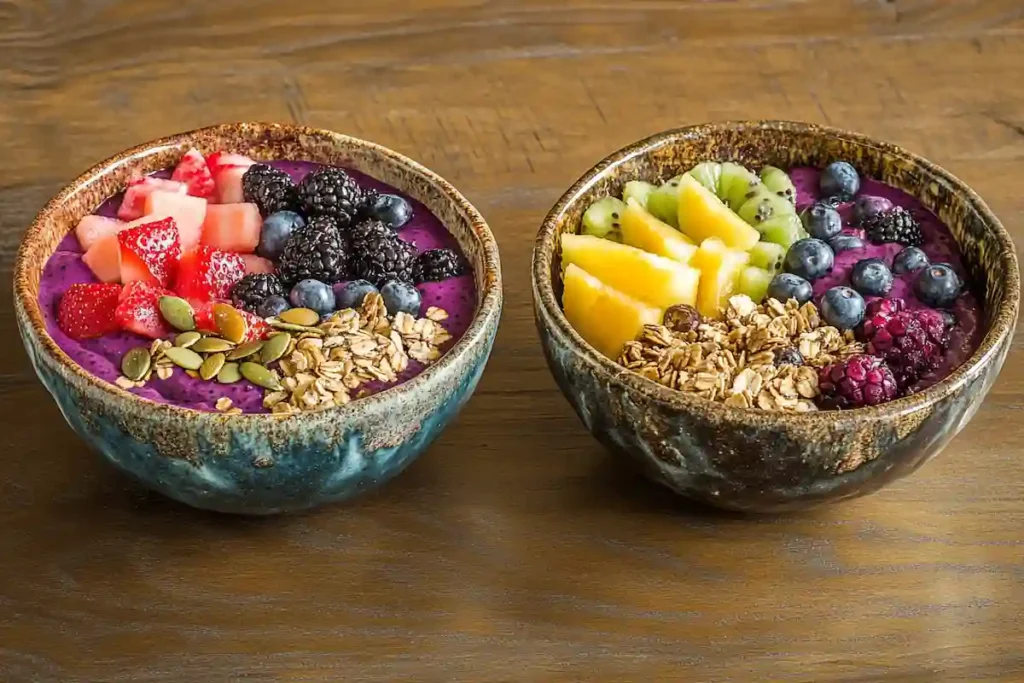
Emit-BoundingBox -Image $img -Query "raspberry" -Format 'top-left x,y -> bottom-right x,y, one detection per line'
817,355 -> 898,409
861,298 -> 948,392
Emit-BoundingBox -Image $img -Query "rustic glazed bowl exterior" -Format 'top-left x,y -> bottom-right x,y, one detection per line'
533,121 -> 1018,512
15,123 -> 502,515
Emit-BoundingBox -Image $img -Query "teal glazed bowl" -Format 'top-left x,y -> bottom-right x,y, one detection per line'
533,121 -> 1018,512
15,123 -> 502,515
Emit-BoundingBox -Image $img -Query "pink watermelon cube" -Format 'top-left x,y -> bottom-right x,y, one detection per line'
81,234 -> 122,283
240,254 -> 274,275
145,190 -> 207,251
201,203 -> 262,253
206,151 -> 255,177
213,166 -> 250,204
75,215 -> 126,251
117,177 -> 187,221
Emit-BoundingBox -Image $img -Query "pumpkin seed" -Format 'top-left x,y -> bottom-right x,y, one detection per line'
268,319 -> 325,335
214,303 -> 247,343
279,307 -> 320,326
159,296 -> 196,331
191,337 -> 236,354
260,332 -> 292,364
200,352 -> 226,381
175,331 -> 202,348
120,347 -> 152,382
217,362 -> 242,384
240,362 -> 282,390
163,346 -> 204,370
227,339 -> 264,361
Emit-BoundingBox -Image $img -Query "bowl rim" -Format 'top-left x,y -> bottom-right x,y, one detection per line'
15,121 -> 502,420
532,119 -> 1019,426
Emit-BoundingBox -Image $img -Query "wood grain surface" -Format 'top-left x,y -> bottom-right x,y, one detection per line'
2,0 -> 1023,680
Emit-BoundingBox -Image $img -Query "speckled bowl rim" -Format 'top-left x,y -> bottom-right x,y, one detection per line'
15,122 -> 502,420
533,120 -> 1019,427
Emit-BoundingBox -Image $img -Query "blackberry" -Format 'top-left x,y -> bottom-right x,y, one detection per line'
863,207 -> 923,247
297,166 -> 365,227
413,248 -> 466,283
862,298 -> 948,392
348,219 -> 416,286
817,355 -> 898,409
242,164 -> 298,216
277,216 -> 351,287
230,273 -> 287,313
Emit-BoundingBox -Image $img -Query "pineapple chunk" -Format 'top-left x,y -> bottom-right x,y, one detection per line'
620,198 -> 697,264
692,237 -> 751,318
676,174 -> 760,251
562,264 -> 662,359
561,233 -> 699,309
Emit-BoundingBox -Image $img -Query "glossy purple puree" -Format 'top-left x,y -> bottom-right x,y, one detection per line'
38,160 -> 477,413
789,166 -> 983,391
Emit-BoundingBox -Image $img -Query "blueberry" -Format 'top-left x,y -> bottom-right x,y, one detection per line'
829,234 -> 865,253
366,193 -> 413,229
852,195 -> 893,225
821,286 -> 866,330
256,294 -> 290,318
784,238 -> 834,281
289,279 -> 336,314
820,161 -> 860,201
892,246 -> 929,275
850,258 -> 893,297
914,263 -> 961,309
802,203 -> 842,240
766,273 -> 814,305
380,279 -> 422,316
333,279 -> 379,310
258,211 -> 306,261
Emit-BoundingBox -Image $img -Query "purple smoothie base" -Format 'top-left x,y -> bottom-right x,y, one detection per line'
38,161 -> 477,413
789,166 -> 983,393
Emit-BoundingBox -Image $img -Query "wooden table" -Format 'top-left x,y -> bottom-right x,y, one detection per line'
2,1 -> 1023,680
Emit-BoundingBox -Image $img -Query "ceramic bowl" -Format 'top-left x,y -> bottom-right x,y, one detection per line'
15,122 -> 502,515
533,120 -> 1018,512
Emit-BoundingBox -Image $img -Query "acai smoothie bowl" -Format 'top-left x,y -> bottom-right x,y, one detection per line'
15,123 -> 502,514
533,121 -> 1017,512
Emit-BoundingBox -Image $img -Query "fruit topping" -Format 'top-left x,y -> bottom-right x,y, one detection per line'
289,278 -> 336,315
829,233 -> 865,253
240,254 -> 275,275
562,263 -> 662,359
618,199 -> 696,263
758,214 -> 806,250
737,266 -> 774,303
57,282 -> 123,340
892,246 -> 930,275
686,162 -> 722,195
175,246 -> 246,302
201,203 -> 262,253
145,190 -> 207,251
645,180 -> 681,228
257,210 -> 305,261
718,162 -> 761,212
380,280 -> 423,317
737,186 -> 795,227
852,195 -> 894,225
582,196 -> 627,240
748,242 -> 786,272
766,273 -> 813,305
347,219 -> 417,287
335,280 -> 380,311
784,238 -> 834,281
75,216 -> 127,251
205,151 -> 256,177
914,263 -> 961,309
759,165 -> 796,204
238,309 -> 272,342
817,355 -> 897,409
242,163 -> 299,216
774,347 -> 804,367
802,203 -> 842,241
365,193 -> 414,229
117,217 -> 181,287
850,257 -> 893,297
276,216 -> 351,287
820,161 -> 860,201
692,237 -> 750,318
862,302 -> 948,391
820,286 -> 866,330
230,273 -> 287,313
170,148 -> 216,199
622,180 -> 657,210
677,174 -> 760,251
114,281 -> 173,339
82,234 -> 123,283
413,248 -> 467,283
256,295 -> 290,318
297,166 -> 366,226
662,304 -> 701,334
117,177 -> 187,221
863,207 -> 923,247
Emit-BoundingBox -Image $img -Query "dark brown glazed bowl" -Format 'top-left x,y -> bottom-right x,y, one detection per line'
533,121 -> 1018,512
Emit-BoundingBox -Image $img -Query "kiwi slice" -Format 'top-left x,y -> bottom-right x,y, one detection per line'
582,196 -> 627,239
719,162 -> 762,212
748,242 -> 786,272
685,162 -> 722,195
759,214 -> 804,249
647,178 -> 682,228
622,181 -> 657,210
737,185 -> 798,227
738,266 -> 775,303
759,166 -> 797,204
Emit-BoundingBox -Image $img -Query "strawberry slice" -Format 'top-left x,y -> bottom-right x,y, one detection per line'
193,301 -> 219,333
171,148 -> 216,199
57,283 -> 122,340
115,281 -> 173,339
240,310 -> 272,342
117,176 -> 187,221
118,217 -> 181,288
205,151 -> 255,177
174,246 -> 246,302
